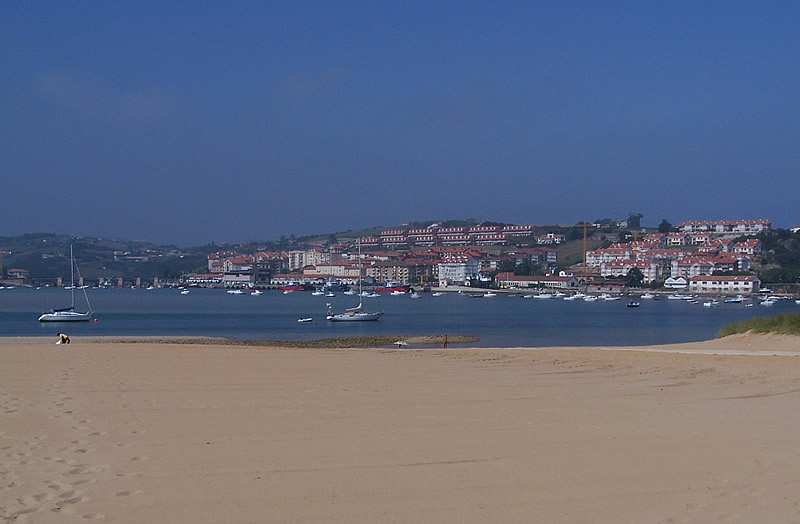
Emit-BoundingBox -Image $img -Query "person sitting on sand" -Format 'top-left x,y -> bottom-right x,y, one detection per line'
57,333 -> 70,344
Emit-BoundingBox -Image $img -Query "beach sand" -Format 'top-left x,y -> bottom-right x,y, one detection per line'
2,335 -> 800,523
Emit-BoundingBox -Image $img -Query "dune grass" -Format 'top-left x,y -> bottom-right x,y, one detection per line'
718,312 -> 800,338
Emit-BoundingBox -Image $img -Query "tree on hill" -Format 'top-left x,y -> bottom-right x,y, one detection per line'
628,212 -> 643,229
625,267 -> 645,287
658,219 -> 673,233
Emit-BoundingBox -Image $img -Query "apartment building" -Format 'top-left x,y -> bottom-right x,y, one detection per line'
438,255 -> 479,285
600,260 -> 660,283
676,219 -> 771,235
671,257 -> 714,278
688,275 -> 760,294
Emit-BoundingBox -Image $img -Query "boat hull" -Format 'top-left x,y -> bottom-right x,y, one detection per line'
327,312 -> 383,322
38,311 -> 93,322
376,285 -> 410,293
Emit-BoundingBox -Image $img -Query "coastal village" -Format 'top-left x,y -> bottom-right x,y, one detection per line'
2,218 -> 788,297
185,218 -> 774,296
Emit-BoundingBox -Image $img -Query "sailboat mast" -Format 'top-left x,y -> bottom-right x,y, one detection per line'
358,239 -> 363,307
70,245 -> 76,308
582,222 -> 587,275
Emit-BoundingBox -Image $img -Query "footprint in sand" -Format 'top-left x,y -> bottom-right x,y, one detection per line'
685,502 -> 707,511
8,507 -> 43,519
115,489 -> 143,497
71,478 -> 96,487
59,495 -> 85,505
68,465 -> 107,475
33,492 -> 55,502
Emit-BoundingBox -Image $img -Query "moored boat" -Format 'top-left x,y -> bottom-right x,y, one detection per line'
376,281 -> 410,293
327,240 -> 383,322
38,246 -> 93,322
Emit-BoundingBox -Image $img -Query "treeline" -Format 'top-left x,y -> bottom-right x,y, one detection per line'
745,229 -> 800,283
0,233 -> 208,281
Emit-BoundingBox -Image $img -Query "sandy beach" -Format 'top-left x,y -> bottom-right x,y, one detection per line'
2,335 -> 800,523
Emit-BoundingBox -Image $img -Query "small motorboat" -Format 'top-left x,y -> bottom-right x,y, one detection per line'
297,317 -> 313,323
627,301 -> 640,308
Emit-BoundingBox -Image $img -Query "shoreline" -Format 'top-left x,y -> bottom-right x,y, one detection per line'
2,332 -> 799,355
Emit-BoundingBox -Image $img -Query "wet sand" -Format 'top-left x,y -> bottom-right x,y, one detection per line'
2,334 -> 800,522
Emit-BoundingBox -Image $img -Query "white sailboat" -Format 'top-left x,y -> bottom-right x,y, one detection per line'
327,240 -> 383,322
38,246 -> 93,322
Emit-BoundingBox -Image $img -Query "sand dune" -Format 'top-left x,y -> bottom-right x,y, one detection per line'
2,335 -> 799,522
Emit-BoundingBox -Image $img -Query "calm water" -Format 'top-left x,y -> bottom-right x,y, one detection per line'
0,287 -> 795,347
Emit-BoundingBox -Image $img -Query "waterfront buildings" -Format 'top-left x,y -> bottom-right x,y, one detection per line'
688,275 -> 761,294
185,217 -> 772,291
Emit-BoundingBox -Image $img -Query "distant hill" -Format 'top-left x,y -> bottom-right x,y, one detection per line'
0,233 -> 208,282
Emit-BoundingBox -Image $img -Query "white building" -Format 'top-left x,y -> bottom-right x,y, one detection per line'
495,273 -> 578,289
438,255 -> 479,285
600,260 -> 660,283
664,276 -> 689,289
676,219 -> 771,235
306,262 -> 360,278
688,275 -> 760,295
585,247 -> 631,268
286,248 -> 330,271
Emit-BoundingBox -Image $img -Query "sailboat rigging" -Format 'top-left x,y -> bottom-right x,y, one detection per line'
38,245 -> 93,322
326,239 -> 383,322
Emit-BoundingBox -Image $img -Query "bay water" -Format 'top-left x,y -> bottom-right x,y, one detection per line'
0,287 -> 794,347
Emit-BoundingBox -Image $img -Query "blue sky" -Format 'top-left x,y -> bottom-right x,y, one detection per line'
2,2 -> 798,245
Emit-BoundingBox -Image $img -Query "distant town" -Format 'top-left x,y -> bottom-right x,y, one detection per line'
190,218 -> 778,296
3,217 -> 798,296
